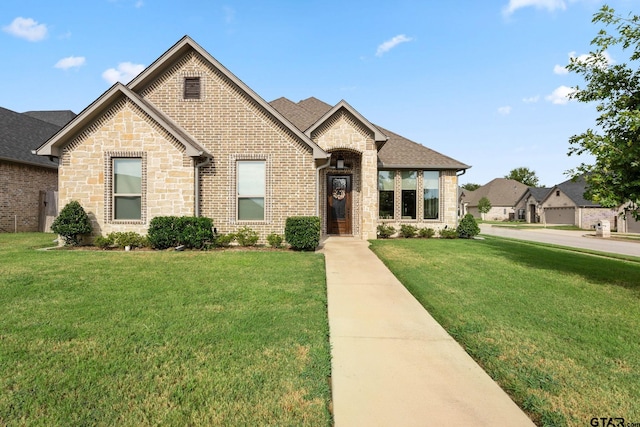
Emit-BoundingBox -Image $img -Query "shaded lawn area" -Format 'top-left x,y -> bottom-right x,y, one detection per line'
0,233 -> 331,426
370,237 -> 640,427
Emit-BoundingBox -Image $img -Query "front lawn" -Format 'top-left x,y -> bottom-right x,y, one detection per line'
0,233 -> 331,426
370,237 -> 640,427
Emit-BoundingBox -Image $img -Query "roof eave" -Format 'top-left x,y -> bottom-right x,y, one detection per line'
305,100 -> 388,144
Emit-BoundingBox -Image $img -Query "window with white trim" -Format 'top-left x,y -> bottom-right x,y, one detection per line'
237,160 -> 265,221
113,158 -> 142,220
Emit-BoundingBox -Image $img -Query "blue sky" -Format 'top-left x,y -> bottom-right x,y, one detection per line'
1,0 -> 635,187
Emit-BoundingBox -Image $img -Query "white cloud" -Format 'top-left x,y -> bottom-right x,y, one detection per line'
3,17 -> 48,41
54,56 -> 86,70
545,85 -> 576,105
498,106 -> 512,115
523,95 -> 540,103
102,62 -> 145,84
503,0 -> 566,16
569,50 -> 615,68
553,64 -> 568,75
223,6 -> 235,23
135,0 -> 144,7
376,34 -> 413,57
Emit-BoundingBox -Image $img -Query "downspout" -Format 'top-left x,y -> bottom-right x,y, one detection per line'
194,154 -> 212,217
455,169 -> 467,228
316,156 -> 332,216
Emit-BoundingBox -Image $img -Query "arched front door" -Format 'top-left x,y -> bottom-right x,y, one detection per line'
327,174 -> 352,235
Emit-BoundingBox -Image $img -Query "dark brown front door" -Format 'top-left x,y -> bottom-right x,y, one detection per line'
327,175 -> 352,235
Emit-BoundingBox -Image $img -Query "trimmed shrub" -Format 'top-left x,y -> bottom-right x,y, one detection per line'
418,227 -> 435,238
285,216 -> 320,251
458,214 -> 480,239
147,216 -> 214,250
94,235 -> 113,249
266,233 -> 284,248
399,224 -> 418,238
51,200 -> 92,246
235,226 -> 259,247
438,227 -> 458,239
214,233 -> 235,248
377,224 -> 396,239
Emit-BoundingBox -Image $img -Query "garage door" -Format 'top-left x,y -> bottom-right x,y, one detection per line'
627,216 -> 640,233
545,207 -> 575,225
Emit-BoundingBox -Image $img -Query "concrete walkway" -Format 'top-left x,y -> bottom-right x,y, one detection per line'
321,237 -> 535,427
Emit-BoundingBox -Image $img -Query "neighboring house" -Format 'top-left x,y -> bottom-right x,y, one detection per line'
0,107 -> 74,232
618,203 -> 640,233
540,176 -> 617,229
514,187 -> 552,223
36,36 -> 469,242
461,178 -> 528,221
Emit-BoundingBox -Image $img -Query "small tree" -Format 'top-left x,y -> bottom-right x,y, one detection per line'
51,200 -> 92,246
477,197 -> 492,220
458,214 -> 480,239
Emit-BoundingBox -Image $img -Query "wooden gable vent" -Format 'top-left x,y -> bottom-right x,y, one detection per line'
184,77 -> 201,100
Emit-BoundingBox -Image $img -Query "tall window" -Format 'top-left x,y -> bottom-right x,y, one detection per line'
423,171 -> 439,220
378,171 -> 395,219
113,158 -> 142,220
401,171 -> 417,219
237,161 -> 265,221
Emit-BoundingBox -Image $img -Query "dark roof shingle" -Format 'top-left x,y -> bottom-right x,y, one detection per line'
0,107 -> 66,168
270,97 -> 469,170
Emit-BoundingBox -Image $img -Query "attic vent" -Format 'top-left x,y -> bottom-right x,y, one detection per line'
183,77 -> 201,100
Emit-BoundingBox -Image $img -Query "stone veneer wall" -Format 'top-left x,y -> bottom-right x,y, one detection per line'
59,99 -> 195,237
139,51 -> 317,238
0,161 -> 58,232
311,110 -> 378,239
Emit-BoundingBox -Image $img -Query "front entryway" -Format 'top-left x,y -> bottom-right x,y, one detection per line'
327,175 -> 352,235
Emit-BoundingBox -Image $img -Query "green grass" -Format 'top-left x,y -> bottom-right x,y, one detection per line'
370,237 -> 640,427
0,233 -> 331,426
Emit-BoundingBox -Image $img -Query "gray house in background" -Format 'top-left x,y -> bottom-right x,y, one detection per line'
0,107 -> 75,232
514,187 -> 552,223
461,178 -> 528,221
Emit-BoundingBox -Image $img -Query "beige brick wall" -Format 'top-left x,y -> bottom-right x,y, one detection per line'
139,51 -> 317,239
59,99 -> 195,237
0,160 -> 58,232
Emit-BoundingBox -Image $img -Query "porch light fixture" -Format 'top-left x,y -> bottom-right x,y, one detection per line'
336,155 -> 345,169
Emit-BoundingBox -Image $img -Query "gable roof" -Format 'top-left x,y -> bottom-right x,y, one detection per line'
0,106 -> 61,169
462,178 -> 528,207
23,110 -> 76,127
36,83 -> 208,158
128,36 -> 328,160
514,187 -> 552,207
551,176 -> 600,207
270,96 -> 470,171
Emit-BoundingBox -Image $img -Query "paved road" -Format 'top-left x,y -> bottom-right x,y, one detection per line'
480,224 -> 640,258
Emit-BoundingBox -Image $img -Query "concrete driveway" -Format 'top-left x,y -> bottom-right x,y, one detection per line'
480,224 -> 640,257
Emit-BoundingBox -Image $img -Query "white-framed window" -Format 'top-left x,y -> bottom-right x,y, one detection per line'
113,158 -> 142,220
237,160 -> 265,221
423,171 -> 439,220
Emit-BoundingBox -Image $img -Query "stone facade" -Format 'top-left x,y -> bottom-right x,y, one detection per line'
0,160 -> 57,232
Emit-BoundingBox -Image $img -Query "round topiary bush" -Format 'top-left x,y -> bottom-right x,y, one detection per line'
51,200 -> 92,246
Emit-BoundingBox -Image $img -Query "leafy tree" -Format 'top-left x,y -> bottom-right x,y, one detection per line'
504,167 -> 540,187
51,200 -> 92,246
566,5 -> 640,219
461,183 -> 481,191
478,197 -> 492,219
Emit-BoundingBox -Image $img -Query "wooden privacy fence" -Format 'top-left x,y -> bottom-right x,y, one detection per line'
39,190 -> 58,232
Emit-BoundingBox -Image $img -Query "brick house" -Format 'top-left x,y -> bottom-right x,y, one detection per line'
36,36 -> 469,241
461,178 -> 528,221
0,107 -> 73,232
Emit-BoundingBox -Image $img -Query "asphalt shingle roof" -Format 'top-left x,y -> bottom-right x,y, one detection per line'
23,110 -> 76,127
556,176 -> 599,207
463,178 -> 528,207
0,107 -> 71,168
270,97 -> 469,170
